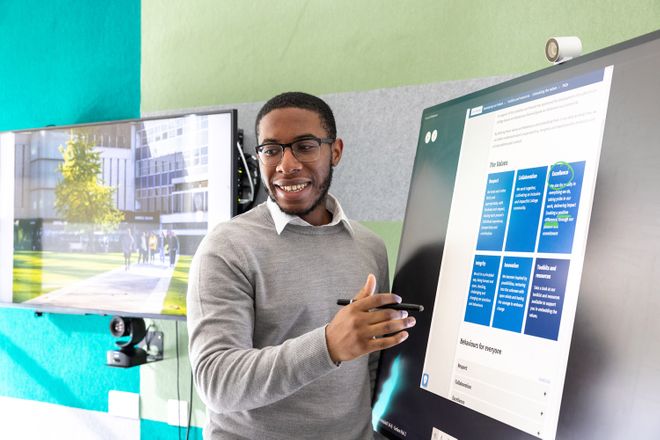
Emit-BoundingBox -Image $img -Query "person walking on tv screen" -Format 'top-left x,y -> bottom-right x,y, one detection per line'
148,232 -> 157,264
121,228 -> 135,271
138,231 -> 148,264
187,92 -> 416,439
167,230 -> 179,267
159,230 -> 166,264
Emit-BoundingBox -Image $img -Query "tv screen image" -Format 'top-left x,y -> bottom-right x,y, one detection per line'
0,111 -> 237,319
373,31 -> 660,440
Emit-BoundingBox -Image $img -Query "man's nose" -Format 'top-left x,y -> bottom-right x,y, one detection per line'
277,147 -> 302,173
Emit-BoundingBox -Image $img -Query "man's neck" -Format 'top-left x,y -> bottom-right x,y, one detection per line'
299,200 -> 332,226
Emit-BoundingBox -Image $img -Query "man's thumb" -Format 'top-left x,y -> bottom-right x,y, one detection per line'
355,273 -> 377,300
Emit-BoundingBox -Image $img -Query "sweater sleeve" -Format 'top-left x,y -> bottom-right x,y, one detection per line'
186,231 -> 339,414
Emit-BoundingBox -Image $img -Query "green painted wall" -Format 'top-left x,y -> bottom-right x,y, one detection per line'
140,320 -> 206,427
362,221 -> 404,285
141,0 -> 660,112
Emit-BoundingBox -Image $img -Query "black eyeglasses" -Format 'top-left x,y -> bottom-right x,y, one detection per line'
255,137 -> 335,167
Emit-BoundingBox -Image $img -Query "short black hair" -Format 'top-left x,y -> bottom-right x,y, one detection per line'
255,92 -> 337,140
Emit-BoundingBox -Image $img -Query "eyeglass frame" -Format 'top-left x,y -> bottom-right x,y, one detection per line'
255,136 -> 336,167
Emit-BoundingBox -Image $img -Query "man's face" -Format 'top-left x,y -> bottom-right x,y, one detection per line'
257,107 -> 343,225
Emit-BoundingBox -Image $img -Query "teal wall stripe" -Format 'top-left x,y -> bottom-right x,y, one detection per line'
140,418 -> 203,440
0,0 -> 141,415
0,308 -> 139,410
0,0 -> 141,131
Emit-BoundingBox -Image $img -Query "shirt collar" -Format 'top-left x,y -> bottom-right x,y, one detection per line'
266,193 -> 354,236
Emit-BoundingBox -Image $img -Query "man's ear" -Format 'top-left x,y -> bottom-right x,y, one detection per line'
331,138 -> 344,167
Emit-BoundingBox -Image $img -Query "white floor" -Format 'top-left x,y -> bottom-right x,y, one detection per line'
0,396 -> 140,440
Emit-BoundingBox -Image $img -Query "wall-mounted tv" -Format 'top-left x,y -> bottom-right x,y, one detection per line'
0,110 -> 237,319
373,30 -> 660,439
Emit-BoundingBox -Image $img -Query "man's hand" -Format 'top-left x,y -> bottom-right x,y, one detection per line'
325,274 -> 416,364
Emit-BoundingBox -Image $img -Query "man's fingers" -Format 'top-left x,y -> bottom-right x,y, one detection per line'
355,292 -> 402,311
364,308 -> 408,325
353,273 -> 377,301
367,316 -> 416,338
367,331 -> 410,352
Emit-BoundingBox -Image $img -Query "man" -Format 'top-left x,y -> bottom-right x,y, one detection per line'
168,230 -> 179,267
121,228 -> 134,270
148,232 -> 158,264
187,92 -> 416,439
159,230 -> 166,264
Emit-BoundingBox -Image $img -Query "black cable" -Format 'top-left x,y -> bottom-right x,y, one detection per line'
235,140 -> 255,206
176,320 -> 181,440
186,371 -> 193,440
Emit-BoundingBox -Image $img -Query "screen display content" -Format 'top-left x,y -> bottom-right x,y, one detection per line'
0,111 -> 236,318
373,31 -> 660,440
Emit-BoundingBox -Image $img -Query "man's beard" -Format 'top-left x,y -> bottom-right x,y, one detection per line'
268,162 -> 333,217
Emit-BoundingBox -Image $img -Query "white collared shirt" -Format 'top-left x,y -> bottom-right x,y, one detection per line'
266,193 -> 354,236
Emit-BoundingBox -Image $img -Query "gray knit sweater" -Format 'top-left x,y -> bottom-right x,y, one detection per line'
187,203 -> 389,439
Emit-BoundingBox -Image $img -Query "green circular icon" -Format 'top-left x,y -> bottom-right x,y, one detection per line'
549,161 -> 574,190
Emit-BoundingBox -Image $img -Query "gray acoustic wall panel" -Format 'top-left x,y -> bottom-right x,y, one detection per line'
146,75 -> 515,221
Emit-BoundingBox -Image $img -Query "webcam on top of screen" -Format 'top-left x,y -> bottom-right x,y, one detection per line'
545,36 -> 582,64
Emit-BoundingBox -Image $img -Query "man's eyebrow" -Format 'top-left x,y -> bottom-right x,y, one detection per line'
260,134 -> 319,144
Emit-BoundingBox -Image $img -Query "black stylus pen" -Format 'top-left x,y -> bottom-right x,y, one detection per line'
336,299 -> 424,312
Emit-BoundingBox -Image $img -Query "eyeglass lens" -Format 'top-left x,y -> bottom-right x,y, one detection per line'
258,139 -> 321,165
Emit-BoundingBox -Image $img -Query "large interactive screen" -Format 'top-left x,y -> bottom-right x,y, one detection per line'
373,30 -> 660,439
0,111 -> 237,319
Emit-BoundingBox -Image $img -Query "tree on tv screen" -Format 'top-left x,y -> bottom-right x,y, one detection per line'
54,133 -> 124,250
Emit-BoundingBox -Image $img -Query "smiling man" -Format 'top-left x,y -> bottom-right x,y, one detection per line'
187,92 -> 416,439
